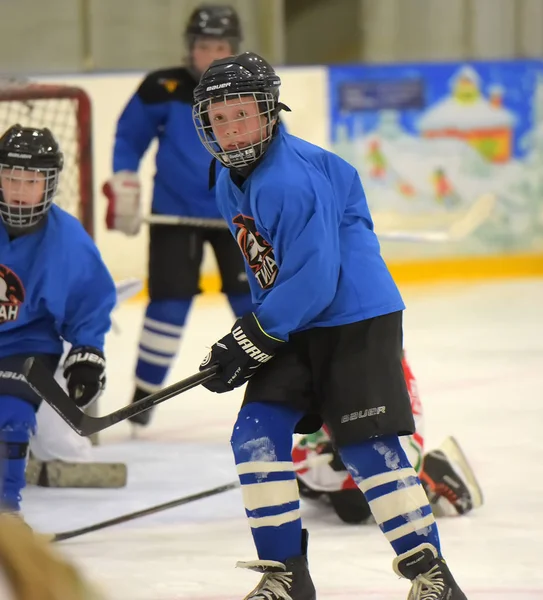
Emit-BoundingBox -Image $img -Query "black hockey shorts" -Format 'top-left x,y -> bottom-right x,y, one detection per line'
148,222 -> 249,299
243,311 -> 415,447
0,354 -> 61,408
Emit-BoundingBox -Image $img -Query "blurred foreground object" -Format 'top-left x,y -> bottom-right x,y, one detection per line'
0,513 -> 105,600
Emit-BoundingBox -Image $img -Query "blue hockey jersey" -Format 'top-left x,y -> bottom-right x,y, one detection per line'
215,130 -> 405,340
113,67 -> 223,218
0,206 -> 116,359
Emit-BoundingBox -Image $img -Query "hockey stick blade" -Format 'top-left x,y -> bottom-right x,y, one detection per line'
22,358 -> 219,436
379,193 -> 496,243
51,481 -> 239,542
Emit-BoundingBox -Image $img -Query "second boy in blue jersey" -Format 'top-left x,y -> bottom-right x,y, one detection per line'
192,53 -> 468,600
104,4 -> 253,427
0,125 -> 115,513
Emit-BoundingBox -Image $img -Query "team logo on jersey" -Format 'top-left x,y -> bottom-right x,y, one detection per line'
232,215 -> 278,289
0,265 -> 25,324
159,78 -> 179,93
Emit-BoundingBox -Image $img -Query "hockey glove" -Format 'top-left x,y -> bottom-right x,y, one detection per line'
63,347 -> 106,408
200,313 -> 284,394
103,171 -> 142,236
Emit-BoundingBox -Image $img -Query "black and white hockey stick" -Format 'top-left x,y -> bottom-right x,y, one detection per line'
378,193 -> 496,243
49,481 -> 238,542
48,454 -> 332,542
23,358 -> 219,437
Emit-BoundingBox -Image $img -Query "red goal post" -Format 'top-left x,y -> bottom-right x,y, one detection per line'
0,80 -> 94,237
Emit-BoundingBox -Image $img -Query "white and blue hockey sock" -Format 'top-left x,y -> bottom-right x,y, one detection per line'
0,396 -> 36,512
231,402 -> 304,563
135,299 -> 191,393
227,293 -> 254,319
339,435 -> 441,556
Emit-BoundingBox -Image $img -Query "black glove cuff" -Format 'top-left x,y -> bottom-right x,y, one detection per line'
232,313 -> 284,362
64,346 -> 105,374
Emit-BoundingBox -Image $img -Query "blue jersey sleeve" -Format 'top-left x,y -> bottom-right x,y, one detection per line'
59,246 -> 116,351
113,78 -> 168,172
253,179 -> 341,340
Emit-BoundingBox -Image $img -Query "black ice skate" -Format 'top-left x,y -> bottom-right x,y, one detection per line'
128,387 -> 155,427
393,543 -> 467,600
237,530 -> 316,600
421,436 -> 483,515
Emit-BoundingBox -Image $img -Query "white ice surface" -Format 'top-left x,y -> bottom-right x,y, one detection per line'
22,279 -> 543,599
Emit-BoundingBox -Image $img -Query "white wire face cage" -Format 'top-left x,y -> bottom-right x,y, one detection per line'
0,164 -> 59,229
193,91 -> 276,168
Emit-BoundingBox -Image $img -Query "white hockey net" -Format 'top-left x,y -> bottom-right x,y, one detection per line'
0,79 -> 94,237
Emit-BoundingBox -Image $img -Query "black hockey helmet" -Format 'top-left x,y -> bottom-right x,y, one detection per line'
0,124 -> 63,230
185,4 -> 242,49
193,51 -> 288,169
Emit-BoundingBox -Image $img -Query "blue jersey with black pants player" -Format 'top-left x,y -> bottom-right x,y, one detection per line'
193,51 -> 467,600
111,67 -> 253,424
206,127 -> 444,563
199,131 -> 455,596
0,206 -> 115,511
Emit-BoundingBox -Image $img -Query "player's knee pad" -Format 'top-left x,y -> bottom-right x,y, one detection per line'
226,293 -> 254,319
230,402 -> 303,463
337,434 -> 411,481
0,396 -> 35,511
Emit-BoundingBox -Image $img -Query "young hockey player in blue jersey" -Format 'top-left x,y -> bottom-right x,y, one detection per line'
192,53 -> 468,600
103,4 -> 253,428
0,125 -> 116,512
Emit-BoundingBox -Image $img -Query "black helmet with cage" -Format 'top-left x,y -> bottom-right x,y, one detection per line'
185,4 -> 242,51
0,124 -> 63,232
193,51 -> 288,169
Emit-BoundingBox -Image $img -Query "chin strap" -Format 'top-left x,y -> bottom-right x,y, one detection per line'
208,158 -> 218,190
276,102 -> 292,115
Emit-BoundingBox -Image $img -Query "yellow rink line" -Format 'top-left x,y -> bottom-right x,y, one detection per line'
130,252 -> 543,301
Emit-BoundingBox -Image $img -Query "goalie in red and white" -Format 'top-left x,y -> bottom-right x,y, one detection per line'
292,353 -> 484,523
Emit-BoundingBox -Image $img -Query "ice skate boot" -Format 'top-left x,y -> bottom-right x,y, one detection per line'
420,436 -> 483,515
237,530 -> 316,600
393,543 -> 467,600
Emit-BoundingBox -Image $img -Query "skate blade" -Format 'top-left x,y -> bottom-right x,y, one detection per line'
439,436 -> 484,509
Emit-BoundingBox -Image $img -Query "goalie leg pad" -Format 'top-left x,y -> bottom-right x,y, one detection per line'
26,458 -> 127,488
